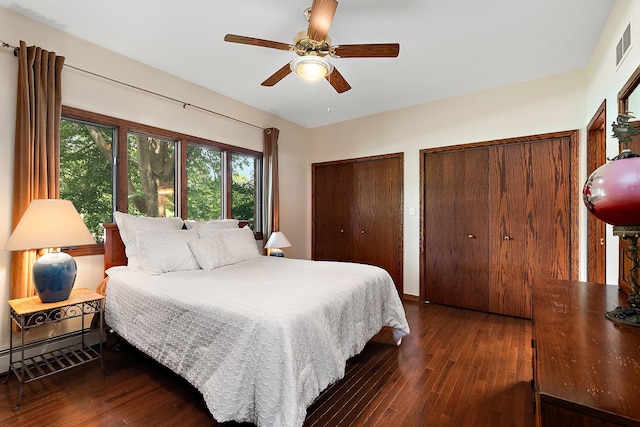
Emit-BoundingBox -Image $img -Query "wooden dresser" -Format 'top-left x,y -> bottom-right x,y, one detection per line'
532,279 -> 640,426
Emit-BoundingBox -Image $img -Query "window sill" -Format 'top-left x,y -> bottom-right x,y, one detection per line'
62,243 -> 105,258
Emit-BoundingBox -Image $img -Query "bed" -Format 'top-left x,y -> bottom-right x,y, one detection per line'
102,215 -> 410,427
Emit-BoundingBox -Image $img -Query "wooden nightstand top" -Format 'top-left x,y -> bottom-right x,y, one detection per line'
8,288 -> 104,316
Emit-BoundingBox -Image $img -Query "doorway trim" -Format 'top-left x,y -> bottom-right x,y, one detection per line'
586,100 -> 607,283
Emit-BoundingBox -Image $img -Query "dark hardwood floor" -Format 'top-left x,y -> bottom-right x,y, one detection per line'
0,301 -> 534,427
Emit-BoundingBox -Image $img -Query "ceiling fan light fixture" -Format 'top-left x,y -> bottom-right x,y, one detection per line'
290,56 -> 333,82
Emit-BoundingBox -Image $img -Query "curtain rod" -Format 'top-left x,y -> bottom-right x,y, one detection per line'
1,39 -> 18,55
1,39 -> 263,130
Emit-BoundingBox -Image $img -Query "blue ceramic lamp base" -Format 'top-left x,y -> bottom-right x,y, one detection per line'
32,251 -> 77,303
269,248 -> 285,257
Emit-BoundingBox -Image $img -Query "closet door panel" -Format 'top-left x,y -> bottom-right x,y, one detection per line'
352,157 -> 403,291
353,160 -> 377,265
528,138 -> 572,281
423,152 -> 457,305
489,144 -> 530,318
312,162 -> 353,262
366,157 -> 403,290
454,149 -> 490,311
379,157 -> 403,290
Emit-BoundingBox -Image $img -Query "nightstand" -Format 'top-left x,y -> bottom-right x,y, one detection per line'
3,288 -> 105,409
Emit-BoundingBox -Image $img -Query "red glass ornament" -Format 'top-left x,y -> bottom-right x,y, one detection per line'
583,153 -> 640,225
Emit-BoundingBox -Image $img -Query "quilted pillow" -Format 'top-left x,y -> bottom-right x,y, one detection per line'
187,235 -> 233,271
198,227 -> 260,265
113,211 -> 184,270
184,219 -> 240,230
136,229 -> 200,275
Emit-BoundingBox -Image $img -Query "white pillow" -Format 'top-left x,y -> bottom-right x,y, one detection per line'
113,211 -> 184,270
136,229 -> 200,275
184,219 -> 240,230
187,236 -> 233,270
198,227 -> 260,265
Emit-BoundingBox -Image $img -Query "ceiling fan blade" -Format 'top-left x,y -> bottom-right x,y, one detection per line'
333,43 -> 400,58
224,34 -> 292,51
326,67 -> 351,93
261,64 -> 293,87
307,0 -> 338,42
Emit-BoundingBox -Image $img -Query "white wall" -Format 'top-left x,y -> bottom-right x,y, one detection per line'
0,7 -> 309,362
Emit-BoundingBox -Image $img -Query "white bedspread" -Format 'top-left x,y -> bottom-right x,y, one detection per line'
105,256 -> 410,427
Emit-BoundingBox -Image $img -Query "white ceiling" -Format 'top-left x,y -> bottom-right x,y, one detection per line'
1,0 -> 614,128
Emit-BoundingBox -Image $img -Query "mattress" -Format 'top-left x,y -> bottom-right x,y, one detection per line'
105,256 -> 410,426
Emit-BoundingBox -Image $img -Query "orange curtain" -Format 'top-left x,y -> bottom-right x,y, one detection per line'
10,40 -> 65,300
263,127 -> 280,241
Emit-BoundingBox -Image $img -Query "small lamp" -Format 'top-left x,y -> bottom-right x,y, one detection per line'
264,231 -> 292,257
5,199 -> 96,303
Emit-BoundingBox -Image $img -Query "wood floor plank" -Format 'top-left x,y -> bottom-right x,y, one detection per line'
0,301 -> 534,427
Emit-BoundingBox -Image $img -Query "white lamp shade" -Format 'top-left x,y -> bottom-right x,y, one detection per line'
264,231 -> 292,249
5,199 -> 96,251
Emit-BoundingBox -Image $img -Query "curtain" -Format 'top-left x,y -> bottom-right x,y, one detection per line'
263,127 -> 280,242
11,40 -> 65,300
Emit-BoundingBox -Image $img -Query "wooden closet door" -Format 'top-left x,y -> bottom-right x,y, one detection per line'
529,139 -> 572,282
454,149 -> 490,311
423,149 -> 489,310
423,152 -> 456,305
353,160 -> 376,265
489,144 -> 531,317
312,162 -> 353,262
489,138 -> 571,318
353,156 -> 403,293
312,154 -> 404,294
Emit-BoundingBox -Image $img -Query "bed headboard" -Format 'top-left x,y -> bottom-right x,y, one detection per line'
103,220 -> 251,273
104,223 -> 127,271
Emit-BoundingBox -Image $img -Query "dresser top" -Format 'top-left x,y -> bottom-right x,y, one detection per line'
534,279 -> 640,424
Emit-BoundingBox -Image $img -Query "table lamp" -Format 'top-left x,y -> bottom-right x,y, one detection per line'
5,199 -> 96,303
583,112 -> 640,326
264,231 -> 291,257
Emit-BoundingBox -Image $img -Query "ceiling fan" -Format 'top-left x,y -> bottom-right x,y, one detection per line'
224,0 -> 400,93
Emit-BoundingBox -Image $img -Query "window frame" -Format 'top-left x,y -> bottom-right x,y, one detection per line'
61,106 -> 263,257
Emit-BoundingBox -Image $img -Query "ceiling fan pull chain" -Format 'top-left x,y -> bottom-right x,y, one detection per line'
327,74 -> 332,113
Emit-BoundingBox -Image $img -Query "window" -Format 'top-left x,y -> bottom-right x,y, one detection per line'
127,133 -> 176,217
59,118 -> 115,243
231,153 -> 260,230
186,144 -> 223,221
59,106 -> 263,253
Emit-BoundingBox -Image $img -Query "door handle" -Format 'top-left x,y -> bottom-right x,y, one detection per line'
600,237 -> 605,246
503,235 -> 511,241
